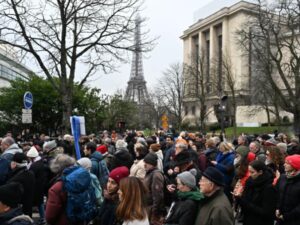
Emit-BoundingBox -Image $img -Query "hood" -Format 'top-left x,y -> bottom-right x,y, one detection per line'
0,207 -> 33,224
155,150 -> 163,160
91,151 -> 104,161
4,143 -> 22,155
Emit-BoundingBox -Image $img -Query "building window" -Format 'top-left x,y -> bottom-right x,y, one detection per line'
185,106 -> 189,115
192,106 -> 196,115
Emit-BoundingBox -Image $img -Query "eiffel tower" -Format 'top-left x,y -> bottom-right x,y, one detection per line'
125,15 -> 149,104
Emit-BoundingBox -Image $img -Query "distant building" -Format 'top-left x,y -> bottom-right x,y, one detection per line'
0,45 -> 31,88
181,0 -> 291,128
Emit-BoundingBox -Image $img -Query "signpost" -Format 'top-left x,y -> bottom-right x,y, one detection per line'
22,92 -> 33,124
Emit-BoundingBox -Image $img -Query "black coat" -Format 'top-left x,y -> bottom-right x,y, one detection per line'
239,170 -> 277,225
0,207 -> 33,225
164,196 -> 198,225
97,192 -> 119,225
7,167 -> 35,217
29,159 -> 47,205
276,173 -> 300,225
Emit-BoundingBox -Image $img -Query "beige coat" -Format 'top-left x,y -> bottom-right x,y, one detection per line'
130,159 -> 146,179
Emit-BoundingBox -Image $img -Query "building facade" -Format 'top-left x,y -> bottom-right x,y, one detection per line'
0,45 -> 31,88
181,0 -> 291,128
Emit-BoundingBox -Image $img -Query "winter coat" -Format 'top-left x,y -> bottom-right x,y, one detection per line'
122,217 -> 149,225
45,180 -> 69,225
45,180 -> 84,225
204,147 -> 219,167
238,170 -> 277,225
0,157 -> 10,185
1,144 -> 22,161
7,167 -> 35,217
97,191 -> 119,225
276,172 -> 300,225
215,151 -> 235,197
155,150 -> 164,172
90,151 -> 109,189
130,159 -> 146,179
194,189 -> 233,225
163,146 -> 175,173
110,148 -> 134,171
28,158 -> 47,206
144,168 -> 165,216
164,189 -> 203,225
0,207 -> 33,225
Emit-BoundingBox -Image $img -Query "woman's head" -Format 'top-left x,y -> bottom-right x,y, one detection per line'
219,142 -> 231,153
249,160 -> 267,179
107,166 -> 129,194
265,146 -> 284,166
116,177 -> 148,221
134,143 -> 148,159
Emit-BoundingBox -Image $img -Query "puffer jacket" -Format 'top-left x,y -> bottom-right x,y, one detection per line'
276,172 -> 300,225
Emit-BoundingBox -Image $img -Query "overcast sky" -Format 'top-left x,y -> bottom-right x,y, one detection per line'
85,0 -> 218,95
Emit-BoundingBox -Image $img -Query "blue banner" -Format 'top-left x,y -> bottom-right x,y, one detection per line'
71,116 -> 81,160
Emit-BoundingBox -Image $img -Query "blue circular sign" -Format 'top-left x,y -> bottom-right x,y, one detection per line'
23,91 -> 33,109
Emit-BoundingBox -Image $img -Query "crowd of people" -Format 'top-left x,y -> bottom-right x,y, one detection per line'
0,129 -> 299,225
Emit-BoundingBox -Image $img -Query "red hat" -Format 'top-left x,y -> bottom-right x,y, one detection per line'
109,166 -> 129,184
286,155 -> 300,171
247,152 -> 256,162
96,145 -> 108,154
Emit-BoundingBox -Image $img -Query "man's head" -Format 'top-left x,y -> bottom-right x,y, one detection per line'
11,153 -> 28,170
249,141 -> 260,154
84,142 -> 97,156
0,183 -> 23,213
1,137 -> 15,152
49,154 -> 75,174
199,167 -> 224,196
175,143 -> 187,155
143,152 -> 158,171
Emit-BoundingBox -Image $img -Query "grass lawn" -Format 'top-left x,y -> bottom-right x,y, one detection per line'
215,125 -> 293,139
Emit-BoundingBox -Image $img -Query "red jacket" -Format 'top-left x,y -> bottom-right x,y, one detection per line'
46,181 -> 69,225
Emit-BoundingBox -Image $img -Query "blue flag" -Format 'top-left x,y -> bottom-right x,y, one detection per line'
71,116 -> 81,160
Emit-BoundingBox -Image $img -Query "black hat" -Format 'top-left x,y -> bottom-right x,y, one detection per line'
12,152 -> 27,164
0,182 -> 23,208
174,150 -> 191,166
143,153 -> 158,166
203,167 -> 225,187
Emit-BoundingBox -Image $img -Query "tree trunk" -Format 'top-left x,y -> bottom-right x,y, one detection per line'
293,109 -> 300,139
232,103 -> 237,139
61,87 -> 73,134
266,107 -> 271,126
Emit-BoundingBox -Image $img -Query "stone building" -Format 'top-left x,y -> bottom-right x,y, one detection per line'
181,0 -> 292,128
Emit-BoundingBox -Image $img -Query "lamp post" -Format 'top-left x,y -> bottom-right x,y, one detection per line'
219,95 -> 228,135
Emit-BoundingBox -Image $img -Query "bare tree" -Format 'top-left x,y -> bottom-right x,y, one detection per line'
222,51 -> 238,137
0,0 -> 152,131
184,48 -> 212,130
237,0 -> 300,135
156,63 -> 185,129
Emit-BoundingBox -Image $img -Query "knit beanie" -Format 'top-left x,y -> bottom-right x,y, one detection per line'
285,154 -> 300,171
143,152 -> 158,166
0,182 -> 23,208
77,157 -> 92,171
27,146 -> 39,158
12,152 -> 28,164
236,146 -> 250,158
96,145 -> 108,154
203,167 -> 225,187
109,166 -> 129,184
177,169 -> 197,189
43,140 -> 57,152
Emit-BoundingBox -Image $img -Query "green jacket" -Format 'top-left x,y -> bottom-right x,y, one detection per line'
194,189 -> 233,225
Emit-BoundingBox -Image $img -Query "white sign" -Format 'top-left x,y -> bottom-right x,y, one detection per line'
22,109 -> 32,114
22,113 -> 32,124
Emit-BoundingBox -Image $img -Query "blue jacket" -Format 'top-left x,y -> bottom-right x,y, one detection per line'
215,151 -> 235,187
90,152 -> 109,189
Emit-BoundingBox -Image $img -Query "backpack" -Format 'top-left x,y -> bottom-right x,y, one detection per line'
62,166 -> 98,223
91,157 -> 109,189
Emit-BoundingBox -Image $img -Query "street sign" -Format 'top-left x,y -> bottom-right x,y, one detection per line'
23,91 -> 33,109
22,109 -> 32,114
22,113 -> 32,124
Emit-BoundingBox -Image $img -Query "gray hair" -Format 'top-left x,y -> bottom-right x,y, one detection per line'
2,137 -> 15,146
104,137 -> 112,144
116,139 -> 128,149
50,154 -> 75,174
176,143 -> 188,151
